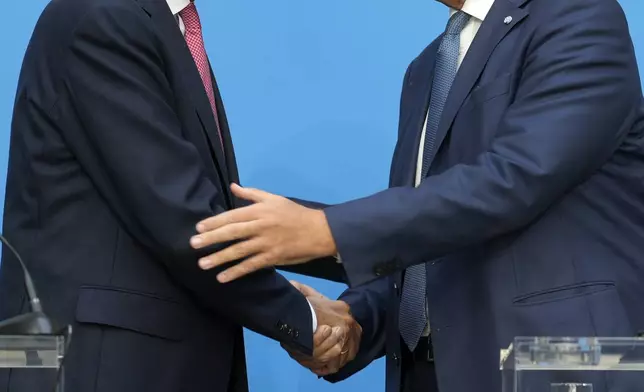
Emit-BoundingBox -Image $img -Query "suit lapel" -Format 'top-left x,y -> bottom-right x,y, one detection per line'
210,70 -> 242,191
139,0 -> 231,189
428,0 -> 528,169
392,39 -> 441,187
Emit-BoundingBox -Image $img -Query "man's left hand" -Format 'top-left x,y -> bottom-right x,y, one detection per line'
190,183 -> 337,283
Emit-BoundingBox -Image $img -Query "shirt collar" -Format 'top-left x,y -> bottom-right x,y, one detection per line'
450,0 -> 495,21
166,0 -> 191,15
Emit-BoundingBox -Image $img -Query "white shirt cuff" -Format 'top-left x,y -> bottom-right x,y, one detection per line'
307,299 -> 318,332
335,253 -> 342,263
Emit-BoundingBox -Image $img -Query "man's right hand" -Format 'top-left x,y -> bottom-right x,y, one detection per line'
283,281 -> 362,376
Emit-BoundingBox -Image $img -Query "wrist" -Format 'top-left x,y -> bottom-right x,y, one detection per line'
336,300 -> 351,315
339,300 -> 361,332
310,209 -> 337,257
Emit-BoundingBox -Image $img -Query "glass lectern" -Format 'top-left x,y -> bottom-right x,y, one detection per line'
0,333 -> 67,392
501,337 -> 644,392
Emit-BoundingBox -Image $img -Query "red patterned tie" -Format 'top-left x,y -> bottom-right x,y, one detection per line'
180,2 -> 224,148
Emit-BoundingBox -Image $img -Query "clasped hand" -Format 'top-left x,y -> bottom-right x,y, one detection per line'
285,281 -> 362,376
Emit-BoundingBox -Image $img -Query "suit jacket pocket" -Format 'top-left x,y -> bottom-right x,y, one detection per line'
509,282 -> 633,338
513,281 -> 615,306
75,286 -> 190,341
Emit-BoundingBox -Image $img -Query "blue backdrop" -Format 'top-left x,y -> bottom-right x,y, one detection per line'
1,1 -> 642,391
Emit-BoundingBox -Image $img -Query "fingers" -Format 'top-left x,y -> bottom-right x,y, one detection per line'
281,340 -> 331,374
313,326 -> 346,362
195,206 -> 259,235
284,350 -> 324,372
313,325 -> 333,346
314,323 -> 361,372
197,237 -> 263,270
230,183 -> 275,203
296,358 -> 332,376
281,326 -> 347,376
313,368 -> 336,376
216,253 -> 275,283
286,350 -> 339,376
313,326 -> 342,356
192,221 -> 261,250
314,355 -> 343,375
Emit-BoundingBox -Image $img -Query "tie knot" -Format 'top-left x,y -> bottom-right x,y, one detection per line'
445,11 -> 470,35
179,2 -> 201,32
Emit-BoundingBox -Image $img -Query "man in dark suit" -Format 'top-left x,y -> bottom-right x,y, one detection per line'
190,0 -> 644,391
0,0 -> 356,391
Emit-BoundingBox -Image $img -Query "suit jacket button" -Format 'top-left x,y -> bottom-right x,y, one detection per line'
392,353 -> 400,366
294,330 -> 300,339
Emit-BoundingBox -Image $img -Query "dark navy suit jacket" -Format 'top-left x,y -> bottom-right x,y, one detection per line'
0,0 -> 314,391
325,0 -> 644,391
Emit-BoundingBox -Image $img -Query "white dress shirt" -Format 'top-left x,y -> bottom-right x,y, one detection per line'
166,0 -> 189,34
415,0 -> 494,185
164,0 -> 318,333
417,0 -> 495,336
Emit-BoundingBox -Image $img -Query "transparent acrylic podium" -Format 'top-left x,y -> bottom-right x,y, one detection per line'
501,337 -> 644,392
0,333 -> 67,391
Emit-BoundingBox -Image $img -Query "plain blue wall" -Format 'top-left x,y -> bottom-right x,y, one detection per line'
1,1 -> 642,391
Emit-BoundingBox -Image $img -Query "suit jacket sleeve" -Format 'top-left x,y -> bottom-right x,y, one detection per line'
325,278 -> 389,382
57,5 -> 313,353
324,0 -> 643,287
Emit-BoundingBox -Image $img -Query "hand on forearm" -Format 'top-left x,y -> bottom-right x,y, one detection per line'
282,281 -> 362,376
190,184 -> 337,283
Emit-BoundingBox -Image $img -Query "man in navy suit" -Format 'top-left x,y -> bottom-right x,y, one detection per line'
0,0 -> 357,391
191,0 -> 644,391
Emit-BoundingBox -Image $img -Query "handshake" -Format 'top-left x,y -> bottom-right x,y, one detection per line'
187,185 -> 363,374
285,281 -> 362,376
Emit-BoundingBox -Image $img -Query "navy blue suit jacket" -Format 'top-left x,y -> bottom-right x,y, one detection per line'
0,0 -> 313,391
325,0 -> 644,391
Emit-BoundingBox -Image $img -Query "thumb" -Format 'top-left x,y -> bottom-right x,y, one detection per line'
289,280 -> 305,292
290,280 -> 325,299
230,183 -> 273,203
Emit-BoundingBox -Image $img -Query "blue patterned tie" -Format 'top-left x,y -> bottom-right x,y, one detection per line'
399,11 -> 471,352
